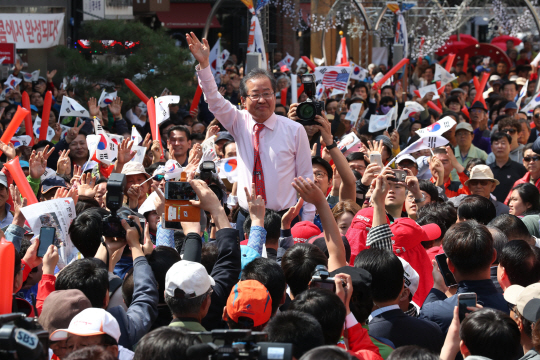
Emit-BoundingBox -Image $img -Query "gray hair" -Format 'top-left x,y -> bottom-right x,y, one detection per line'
240,68 -> 277,98
165,292 -> 210,316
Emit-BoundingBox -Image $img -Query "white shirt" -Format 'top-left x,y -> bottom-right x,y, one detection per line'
368,304 -> 400,322
197,65 -> 314,211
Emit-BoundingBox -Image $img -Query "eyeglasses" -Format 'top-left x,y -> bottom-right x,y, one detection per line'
314,171 -> 328,179
153,174 -> 165,181
468,179 -> 493,186
524,156 -> 540,162
501,128 -> 517,134
245,92 -> 275,101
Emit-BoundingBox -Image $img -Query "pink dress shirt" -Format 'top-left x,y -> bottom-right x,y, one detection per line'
197,65 -> 314,211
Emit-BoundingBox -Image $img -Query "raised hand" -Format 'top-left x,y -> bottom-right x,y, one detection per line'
281,198 -> 304,230
366,139 -> 384,157
205,125 -> 220,140
42,245 -> 59,275
0,140 -> 16,161
127,184 -> 141,209
151,140 -> 162,163
245,183 -> 265,227
291,177 -> 326,207
23,239 -> 42,269
70,164 -> 82,187
78,173 -> 97,197
108,97 -> 123,119
52,123 -> 62,142
29,150 -> 47,179
287,103 -> 300,121
314,111 -> 333,145
57,149 -> 71,176
152,184 -> 165,215
185,32 -> 210,68
117,138 -> 135,165
46,69 -> 57,82
88,97 -> 100,118
142,133 -> 152,150
10,185 -> 27,227
66,118 -> 85,144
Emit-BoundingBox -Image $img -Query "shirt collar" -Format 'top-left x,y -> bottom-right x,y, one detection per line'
368,304 -> 400,322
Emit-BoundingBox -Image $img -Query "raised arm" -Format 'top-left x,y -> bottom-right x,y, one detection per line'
315,111 -> 357,202
292,177 -> 346,271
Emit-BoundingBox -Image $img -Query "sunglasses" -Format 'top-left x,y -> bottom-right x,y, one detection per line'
524,156 -> 540,162
502,128 -> 517,134
153,174 -> 165,181
535,114 -> 540,119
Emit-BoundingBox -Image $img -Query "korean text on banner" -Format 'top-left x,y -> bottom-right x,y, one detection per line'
0,14 -> 65,49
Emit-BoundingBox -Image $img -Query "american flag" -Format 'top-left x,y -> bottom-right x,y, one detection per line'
322,71 -> 350,91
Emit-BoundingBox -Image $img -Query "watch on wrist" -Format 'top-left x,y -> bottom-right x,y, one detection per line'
414,195 -> 426,203
326,141 -> 337,150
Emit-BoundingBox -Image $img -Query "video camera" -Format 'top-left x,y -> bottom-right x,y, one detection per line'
102,173 -> 141,240
296,74 -> 324,126
186,329 -> 292,360
0,313 -> 49,360
198,161 -> 226,205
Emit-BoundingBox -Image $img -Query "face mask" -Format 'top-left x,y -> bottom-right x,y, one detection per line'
380,105 -> 392,114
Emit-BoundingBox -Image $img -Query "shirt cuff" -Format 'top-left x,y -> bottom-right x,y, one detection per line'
280,228 -> 292,238
345,312 -> 358,329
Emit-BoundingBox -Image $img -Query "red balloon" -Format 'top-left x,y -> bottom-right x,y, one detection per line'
0,107 -> 29,157
39,91 -> 53,142
4,157 -> 38,205
0,239 -> 14,315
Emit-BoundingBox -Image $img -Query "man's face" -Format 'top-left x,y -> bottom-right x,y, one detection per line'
524,149 -> 540,176
161,124 -> 175,142
397,160 -> 418,176
147,210 -> 159,233
241,77 -> 276,122
35,80 -> 46,94
95,182 -> 107,206
448,102 -> 461,113
168,130 -> 191,157
326,101 -> 338,115
355,87 -> 367,100
518,122 -> 530,145
215,139 -> 228,158
30,92 -> 44,107
469,108 -> 485,129
497,63 -> 508,75
503,84 -> 517,102
0,185 -> 8,206
191,123 -> 205,134
468,179 -> 496,198
455,129 -> 473,149
424,69 -> 434,83
492,138 -> 511,159
500,126 -> 519,147
66,334 -> 117,358
533,110 -> 540,129
348,159 -> 366,176
385,181 -> 406,209
434,153 -> 453,178
410,123 -> 421,137
224,142 -> 237,158
69,134 -> 88,160
312,164 -> 330,194
381,88 -> 394,98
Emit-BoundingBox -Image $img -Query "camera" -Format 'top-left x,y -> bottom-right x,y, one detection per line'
309,264 -> 338,292
296,74 -> 324,126
102,173 -> 141,240
186,329 -> 292,360
197,161 -> 226,205
0,313 -> 50,360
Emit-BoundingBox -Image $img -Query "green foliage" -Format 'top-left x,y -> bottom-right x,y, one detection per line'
55,20 -> 196,109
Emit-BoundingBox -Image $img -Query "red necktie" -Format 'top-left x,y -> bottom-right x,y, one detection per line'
253,123 -> 267,203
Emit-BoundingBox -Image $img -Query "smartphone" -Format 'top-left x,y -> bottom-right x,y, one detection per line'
458,292 -> 477,322
37,227 -> 57,257
391,169 -> 407,182
435,253 -> 458,287
369,152 -> 383,173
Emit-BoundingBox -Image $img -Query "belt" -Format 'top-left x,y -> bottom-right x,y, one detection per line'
240,207 -> 291,217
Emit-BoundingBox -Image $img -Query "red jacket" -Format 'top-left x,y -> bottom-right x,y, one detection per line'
36,274 -> 56,316
505,172 -> 540,204
338,321 -> 383,360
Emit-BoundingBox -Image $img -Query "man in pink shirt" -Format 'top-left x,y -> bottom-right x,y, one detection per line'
186,33 -> 313,238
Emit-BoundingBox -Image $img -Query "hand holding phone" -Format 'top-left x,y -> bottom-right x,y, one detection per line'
369,152 -> 383,174
458,292 -> 477,322
435,253 -> 457,287
38,227 -> 57,258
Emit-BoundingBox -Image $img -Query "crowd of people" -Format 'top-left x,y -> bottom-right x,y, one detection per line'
4,31 -> 540,360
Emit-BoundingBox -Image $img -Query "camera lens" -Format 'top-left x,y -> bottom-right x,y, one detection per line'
297,103 -> 315,121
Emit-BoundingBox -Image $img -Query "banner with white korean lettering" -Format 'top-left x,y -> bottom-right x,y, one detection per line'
0,13 -> 65,49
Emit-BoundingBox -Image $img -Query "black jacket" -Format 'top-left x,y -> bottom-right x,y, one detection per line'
201,228 -> 241,330
368,308 -> 444,354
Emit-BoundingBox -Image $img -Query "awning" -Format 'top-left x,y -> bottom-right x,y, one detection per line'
157,3 -> 220,29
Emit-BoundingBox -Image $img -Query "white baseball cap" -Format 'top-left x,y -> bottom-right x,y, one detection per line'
398,257 -> 420,295
396,154 -> 416,164
165,260 -> 215,298
504,283 -> 540,314
49,308 -> 121,342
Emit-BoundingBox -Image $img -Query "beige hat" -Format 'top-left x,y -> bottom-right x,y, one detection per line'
121,161 -> 150,179
464,165 -> 500,186
516,77 -> 527,86
504,283 -> 540,314
455,122 -> 474,133
50,308 -> 121,343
